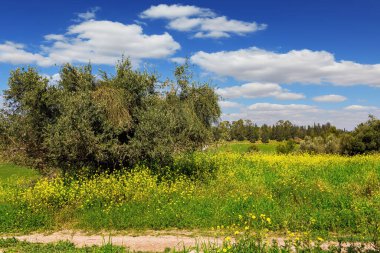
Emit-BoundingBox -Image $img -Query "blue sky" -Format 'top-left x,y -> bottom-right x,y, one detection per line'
1,0 -> 380,129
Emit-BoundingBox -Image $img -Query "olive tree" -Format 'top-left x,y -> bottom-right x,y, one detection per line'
1,59 -> 220,175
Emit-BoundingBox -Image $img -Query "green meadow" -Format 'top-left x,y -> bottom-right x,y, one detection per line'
0,144 -> 379,248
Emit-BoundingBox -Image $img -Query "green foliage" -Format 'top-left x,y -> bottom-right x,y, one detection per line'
212,121 -> 231,141
341,116 -> 380,155
276,140 -> 296,154
230,120 -> 246,141
1,59 -> 220,174
299,117 -> 380,155
213,120 -> 341,143
300,135 -> 341,154
246,144 -> 259,153
260,125 -> 270,143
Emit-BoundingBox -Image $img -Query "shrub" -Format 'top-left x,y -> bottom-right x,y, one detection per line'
340,116 -> 380,155
247,144 -> 259,153
300,135 -> 341,154
276,140 -> 296,154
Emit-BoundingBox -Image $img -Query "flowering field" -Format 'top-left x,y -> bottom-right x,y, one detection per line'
0,152 -> 379,244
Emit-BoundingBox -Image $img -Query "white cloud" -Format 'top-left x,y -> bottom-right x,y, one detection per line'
275,92 -> 305,100
42,73 -> 61,86
0,41 -> 51,65
134,20 -> 147,26
219,100 -> 242,109
248,103 -> 316,111
141,4 -> 266,39
170,57 -> 187,64
194,31 -> 230,39
44,34 -> 66,41
0,20 -> 180,67
140,4 -> 213,19
222,103 -> 380,130
0,92 -> 3,108
313,94 -> 347,102
76,7 -> 101,21
191,47 -> 380,86
217,82 -> 305,100
168,17 -> 203,31
45,20 -> 180,65
344,105 -> 378,111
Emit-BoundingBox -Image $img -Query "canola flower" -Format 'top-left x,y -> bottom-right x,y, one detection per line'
17,153 -> 380,208
1,151 -> 379,238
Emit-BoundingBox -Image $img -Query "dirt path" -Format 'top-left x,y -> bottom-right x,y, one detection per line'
3,231 -> 223,252
1,231 -> 377,252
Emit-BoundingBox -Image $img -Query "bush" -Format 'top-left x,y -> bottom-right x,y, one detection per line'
340,116 -> 380,155
247,144 -> 259,153
300,117 -> 380,155
276,140 -> 296,154
300,135 -> 340,154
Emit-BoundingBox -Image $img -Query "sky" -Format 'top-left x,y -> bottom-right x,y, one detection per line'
1,0 -> 380,130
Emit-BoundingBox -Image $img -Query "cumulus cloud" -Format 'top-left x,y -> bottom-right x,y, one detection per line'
0,19 -> 180,67
344,105 -> 378,111
170,57 -> 187,64
219,100 -> 242,109
44,20 -> 180,65
313,94 -> 347,102
140,4 -> 213,19
0,41 -> 51,65
222,103 -> 380,130
248,103 -> 316,112
140,4 -> 266,38
217,82 -> 305,100
76,7 -> 101,21
191,47 -> 380,86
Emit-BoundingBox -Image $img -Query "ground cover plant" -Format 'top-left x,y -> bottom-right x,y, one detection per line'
1,237 -> 378,253
208,141 -> 280,154
0,238 -> 125,253
1,152 -> 379,245
0,163 -> 39,183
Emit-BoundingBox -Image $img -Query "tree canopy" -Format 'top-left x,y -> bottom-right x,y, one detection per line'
0,59 -> 220,174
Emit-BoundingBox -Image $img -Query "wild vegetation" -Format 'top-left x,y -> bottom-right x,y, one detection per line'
212,119 -> 341,143
1,236 -> 378,253
0,59 -> 220,175
0,238 -> 125,253
213,116 -> 380,155
1,152 -> 379,242
1,61 -> 380,252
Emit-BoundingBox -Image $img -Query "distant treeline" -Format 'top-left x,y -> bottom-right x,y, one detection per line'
212,117 -> 380,155
212,119 -> 342,142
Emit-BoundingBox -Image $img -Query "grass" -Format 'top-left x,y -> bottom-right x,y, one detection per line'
0,238 -> 126,253
209,141 -> 279,154
0,163 -> 39,183
1,152 -> 379,242
0,144 -> 380,250
255,142 -> 279,154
